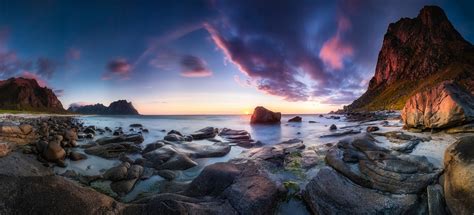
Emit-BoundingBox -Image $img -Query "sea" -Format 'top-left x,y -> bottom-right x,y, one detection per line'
53,114 -> 415,214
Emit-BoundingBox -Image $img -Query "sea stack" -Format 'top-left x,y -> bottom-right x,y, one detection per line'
250,106 -> 281,124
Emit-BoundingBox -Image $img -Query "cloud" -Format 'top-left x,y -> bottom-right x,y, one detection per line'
53,89 -> 64,97
36,57 -> 57,79
319,17 -> 354,70
20,71 -> 48,87
68,102 -> 93,108
180,55 -> 213,77
103,58 -> 132,80
66,47 -> 81,60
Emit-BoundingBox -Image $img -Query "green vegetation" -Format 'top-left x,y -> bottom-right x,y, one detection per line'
0,109 -> 72,115
356,54 -> 474,111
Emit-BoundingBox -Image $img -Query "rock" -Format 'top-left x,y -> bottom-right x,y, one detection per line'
83,127 -> 95,135
164,133 -> 185,142
288,116 -> 302,122
157,153 -> 198,170
156,170 -> 178,181
84,142 -> 141,159
247,139 -> 305,166
69,151 -> 88,161
366,126 -> 380,132
320,129 -> 360,138
19,124 -> 33,134
219,128 -> 254,147
0,123 -> 37,145
445,123 -> 474,134
304,167 -> 420,214
103,162 -> 130,181
42,137 -> 66,162
142,142 -> 165,154
427,184 -> 447,215
444,136 -> 474,214
308,120 -> 317,123
130,123 -> 143,128
325,134 -> 441,194
391,140 -> 420,153
126,165 -> 144,179
402,81 -> 474,130
63,128 -> 78,145
190,127 -> 218,140
96,134 -> 144,145
140,160 -> 284,215
250,106 -> 281,124
0,142 -> 11,157
329,124 -> 337,130
0,151 -> 53,176
111,178 -> 139,195
0,175 -> 131,214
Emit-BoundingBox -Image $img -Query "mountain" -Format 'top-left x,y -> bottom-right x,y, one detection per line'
346,5 -> 474,111
0,77 -> 65,112
68,100 -> 139,115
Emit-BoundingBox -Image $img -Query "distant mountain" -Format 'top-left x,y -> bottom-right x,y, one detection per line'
346,6 -> 474,111
68,100 -> 139,115
0,77 -> 65,112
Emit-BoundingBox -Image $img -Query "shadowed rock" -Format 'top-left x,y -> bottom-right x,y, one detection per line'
85,142 -> 141,159
444,136 -> 474,214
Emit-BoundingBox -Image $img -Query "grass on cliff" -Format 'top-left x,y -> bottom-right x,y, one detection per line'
359,56 -> 474,111
0,109 -> 72,115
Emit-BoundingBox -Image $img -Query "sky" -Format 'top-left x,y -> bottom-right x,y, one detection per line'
0,0 -> 473,115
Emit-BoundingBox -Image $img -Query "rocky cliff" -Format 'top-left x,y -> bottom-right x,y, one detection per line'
0,77 -> 64,112
68,100 -> 139,115
347,5 -> 474,111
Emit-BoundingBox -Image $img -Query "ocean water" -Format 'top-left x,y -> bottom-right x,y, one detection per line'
53,114 -> 410,214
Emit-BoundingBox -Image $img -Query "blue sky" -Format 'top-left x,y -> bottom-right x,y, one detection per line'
0,0 -> 472,114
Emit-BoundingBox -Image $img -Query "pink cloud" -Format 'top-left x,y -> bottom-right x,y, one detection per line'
179,55 -> 213,78
319,35 -> 353,70
319,16 -> 354,70
20,71 -> 48,87
103,58 -> 132,80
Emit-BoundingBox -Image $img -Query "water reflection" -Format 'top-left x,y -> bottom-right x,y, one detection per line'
250,123 -> 282,144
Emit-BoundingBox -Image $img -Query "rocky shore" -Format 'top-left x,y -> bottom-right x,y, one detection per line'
0,101 -> 472,214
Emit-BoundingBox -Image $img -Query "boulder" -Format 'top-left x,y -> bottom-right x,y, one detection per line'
444,136 -> 474,214
42,137 -> 66,162
250,106 -> 281,124
103,162 -> 130,181
0,142 -> 11,157
304,167 -> 420,214
0,123 -> 37,145
324,134 -> 441,194
366,126 -> 380,132
288,116 -> 302,122
96,134 -> 144,145
84,142 -> 141,159
329,124 -> 337,130
0,152 -> 53,176
0,175 -> 133,214
69,151 -> 88,161
157,153 -> 198,170
190,127 -> 218,140
219,128 -> 255,147
402,82 -> 474,130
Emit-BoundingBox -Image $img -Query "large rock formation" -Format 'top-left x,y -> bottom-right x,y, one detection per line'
402,81 -> 474,130
250,106 -> 281,124
68,100 -> 139,115
444,136 -> 474,214
347,6 -> 474,111
0,77 -> 64,112
304,134 -> 441,214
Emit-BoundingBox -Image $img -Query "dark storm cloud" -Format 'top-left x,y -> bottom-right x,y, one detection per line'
180,55 -> 212,77
206,0 -> 474,104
